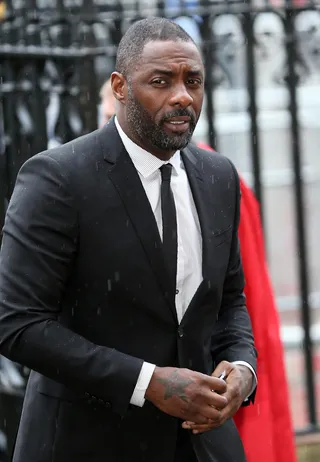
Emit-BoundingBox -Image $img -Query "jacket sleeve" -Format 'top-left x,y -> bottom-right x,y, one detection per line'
0,153 -> 143,415
211,160 -> 257,403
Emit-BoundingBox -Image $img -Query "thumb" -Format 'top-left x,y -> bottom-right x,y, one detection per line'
211,360 -> 233,379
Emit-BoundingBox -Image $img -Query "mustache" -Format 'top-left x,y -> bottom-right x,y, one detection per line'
161,109 -> 196,125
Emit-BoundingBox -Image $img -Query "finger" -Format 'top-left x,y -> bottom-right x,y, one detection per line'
220,382 -> 241,404
189,422 -> 220,434
205,376 -> 228,394
193,428 -> 213,434
187,412 -> 211,425
191,398 -> 239,432
202,389 -> 228,409
182,421 -> 214,431
211,360 -> 233,379
182,420 -> 210,431
201,404 -> 223,423
182,421 -> 194,429
192,425 -> 215,434
219,400 -> 240,423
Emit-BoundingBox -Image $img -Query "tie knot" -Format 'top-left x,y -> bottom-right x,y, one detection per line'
160,163 -> 173,183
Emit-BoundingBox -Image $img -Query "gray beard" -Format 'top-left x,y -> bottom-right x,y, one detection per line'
126,91 -> 196,152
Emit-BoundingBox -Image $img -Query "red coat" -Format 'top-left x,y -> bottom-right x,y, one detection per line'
197,142 -> 296,462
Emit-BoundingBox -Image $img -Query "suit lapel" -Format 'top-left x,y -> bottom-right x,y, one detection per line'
181,146 -> 217,282
99,120 -> 178,323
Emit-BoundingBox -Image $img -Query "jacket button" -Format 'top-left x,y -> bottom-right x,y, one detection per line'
177,327 -> 184,338
84,392 -> 90,397
98,399 -> 105,406
105,401 -> 112,409
91,395 -> 97,403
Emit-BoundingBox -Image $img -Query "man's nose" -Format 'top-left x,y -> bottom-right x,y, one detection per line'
169,85 -> 193,107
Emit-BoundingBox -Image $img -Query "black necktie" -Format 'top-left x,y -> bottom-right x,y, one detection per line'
160,164 -> 177,293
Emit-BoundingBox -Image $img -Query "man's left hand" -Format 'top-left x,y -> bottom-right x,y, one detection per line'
182,361 -> 253,434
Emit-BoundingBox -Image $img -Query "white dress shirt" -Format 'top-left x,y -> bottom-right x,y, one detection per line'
114,118 -> 256,407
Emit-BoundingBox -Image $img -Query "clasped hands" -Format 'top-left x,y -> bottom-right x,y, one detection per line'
182,361 -> 253,434
145,360 -> 253,435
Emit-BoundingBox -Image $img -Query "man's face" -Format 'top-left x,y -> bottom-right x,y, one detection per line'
118,40 -> 204,155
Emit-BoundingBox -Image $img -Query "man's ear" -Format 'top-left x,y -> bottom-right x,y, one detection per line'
111,72 -> 127,104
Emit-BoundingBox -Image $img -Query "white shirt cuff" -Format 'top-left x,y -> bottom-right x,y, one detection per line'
232,361 -> 257,401
130,362 -> 156,407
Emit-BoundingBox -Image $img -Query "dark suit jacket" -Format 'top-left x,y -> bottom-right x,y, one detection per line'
0,119 -> 256,462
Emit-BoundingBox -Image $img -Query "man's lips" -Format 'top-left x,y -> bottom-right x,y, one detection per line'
163,119 -> 191,132
165,116 -> 191,125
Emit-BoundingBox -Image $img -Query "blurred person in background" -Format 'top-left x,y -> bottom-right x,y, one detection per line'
97,64 -> 297,462
0,1 -> 5,21
99,77 -> 116,127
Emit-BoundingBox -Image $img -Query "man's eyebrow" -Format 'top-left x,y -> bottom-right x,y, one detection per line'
150,69 -> 174,77
187,69 -> 204,77
150,69 -> 204,77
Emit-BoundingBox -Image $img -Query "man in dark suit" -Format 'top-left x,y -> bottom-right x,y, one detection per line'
0,17 -> 257,462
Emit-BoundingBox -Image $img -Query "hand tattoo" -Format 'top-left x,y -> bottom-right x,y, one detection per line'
157,370 -> 194,402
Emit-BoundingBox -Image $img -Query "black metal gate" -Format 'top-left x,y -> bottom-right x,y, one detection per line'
1,0 -> 320,456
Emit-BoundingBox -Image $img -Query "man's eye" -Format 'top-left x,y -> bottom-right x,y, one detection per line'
188,79 -> 202,86
152,79 -> 167,85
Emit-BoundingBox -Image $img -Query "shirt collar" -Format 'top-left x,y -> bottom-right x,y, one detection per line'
115,116 -> 181,178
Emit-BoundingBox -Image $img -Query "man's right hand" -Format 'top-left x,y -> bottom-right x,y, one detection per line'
145,367 -> 228,424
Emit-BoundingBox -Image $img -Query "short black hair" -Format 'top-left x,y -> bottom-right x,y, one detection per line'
115,17 -> 197,77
